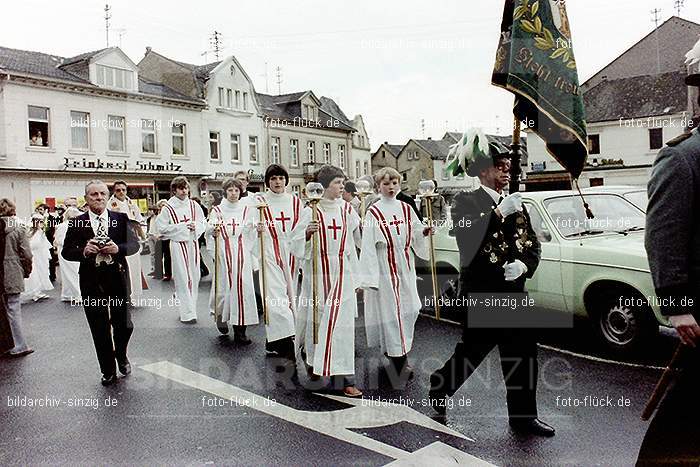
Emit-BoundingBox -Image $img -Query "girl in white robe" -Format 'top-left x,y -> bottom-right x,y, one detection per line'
207,178 -> 259,344
292,166 -> 362,396
53,208 -> 81,302
359,167 -> 431,378
22,215 -> 54,302
156,177 -> 206,324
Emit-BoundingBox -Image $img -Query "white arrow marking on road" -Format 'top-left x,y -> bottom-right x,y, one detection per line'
140,361 -> 495,465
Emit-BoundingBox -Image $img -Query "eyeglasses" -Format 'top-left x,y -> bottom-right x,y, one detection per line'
495,162 -> 512,173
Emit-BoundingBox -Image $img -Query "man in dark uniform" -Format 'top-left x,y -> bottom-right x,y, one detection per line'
636,72 -> 700,466
428,133 -> 555,437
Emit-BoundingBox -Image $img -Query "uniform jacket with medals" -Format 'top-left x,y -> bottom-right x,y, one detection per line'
452,186 -> 541,295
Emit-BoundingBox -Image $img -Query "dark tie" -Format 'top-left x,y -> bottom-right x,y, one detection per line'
498,196 -> 504,205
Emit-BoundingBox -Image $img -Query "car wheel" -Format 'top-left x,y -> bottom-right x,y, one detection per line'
593,292 -> 658,354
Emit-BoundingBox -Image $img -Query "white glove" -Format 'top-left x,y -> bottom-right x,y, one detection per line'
503,260 -> 528,281
497,193 -> 523,218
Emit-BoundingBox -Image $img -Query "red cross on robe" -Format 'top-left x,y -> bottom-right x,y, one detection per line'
327,218 -> 342,241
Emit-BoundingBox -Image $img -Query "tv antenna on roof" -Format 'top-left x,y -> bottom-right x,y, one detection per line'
674,0 -> 685,16
104,4 -> 111,47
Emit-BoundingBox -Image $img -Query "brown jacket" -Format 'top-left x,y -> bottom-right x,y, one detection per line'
2,216 -> 32,294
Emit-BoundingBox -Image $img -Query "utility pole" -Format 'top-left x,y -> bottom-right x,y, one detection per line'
276,66 -> 283,95
421,119 -> 425,138
651,8 -> 662,74
210,31 -> 223,61
104,4 -> 111,47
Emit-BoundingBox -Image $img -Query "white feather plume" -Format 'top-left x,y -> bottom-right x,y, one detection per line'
685,37 -> 700,66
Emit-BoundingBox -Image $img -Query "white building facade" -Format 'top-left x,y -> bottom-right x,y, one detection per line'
0,46 -> 208,218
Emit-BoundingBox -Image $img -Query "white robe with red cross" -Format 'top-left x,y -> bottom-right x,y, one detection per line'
291,199 -> 361,376
206,199 -> 259,327
156,196 -> 206,322
254,191 -> 301,342
359,196 -> 429,357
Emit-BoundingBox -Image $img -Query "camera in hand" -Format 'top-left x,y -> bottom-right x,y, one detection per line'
94,235 -> 110,248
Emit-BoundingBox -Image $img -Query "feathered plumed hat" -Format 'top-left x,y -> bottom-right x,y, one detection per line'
445,128 -> 511,178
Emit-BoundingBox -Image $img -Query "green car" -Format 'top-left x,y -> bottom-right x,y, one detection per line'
425,190 -> 666,355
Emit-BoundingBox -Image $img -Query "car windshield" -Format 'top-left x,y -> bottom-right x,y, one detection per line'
543,194 -> 646,238
624,190 -> 648,212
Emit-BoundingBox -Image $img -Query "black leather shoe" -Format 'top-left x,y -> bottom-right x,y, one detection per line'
509,418 -> 556,437
428,390 -> 449,415
101,374 -> 118,386
118,361 -> 131,376
233,327 -> 251,345
217,325 -> 230,335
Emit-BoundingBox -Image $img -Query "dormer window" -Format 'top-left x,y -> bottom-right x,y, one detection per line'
303,104 -> 317,121
96,64 -> 134,90
230,65 -> 236,76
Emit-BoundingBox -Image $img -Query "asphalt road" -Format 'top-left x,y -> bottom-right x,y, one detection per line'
1,268 -> 678,466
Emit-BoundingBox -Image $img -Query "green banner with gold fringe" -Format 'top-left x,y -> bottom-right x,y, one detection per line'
492,0 -> 588,178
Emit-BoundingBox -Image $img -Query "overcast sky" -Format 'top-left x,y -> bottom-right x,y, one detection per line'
2,0 -> 699,148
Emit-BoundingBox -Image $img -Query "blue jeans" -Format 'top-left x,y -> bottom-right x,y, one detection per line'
5,293 -> 30,354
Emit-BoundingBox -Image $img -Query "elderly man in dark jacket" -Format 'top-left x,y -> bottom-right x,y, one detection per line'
62,180 -> 138,386
636,73 -> 700,466
428,132 -> 554,437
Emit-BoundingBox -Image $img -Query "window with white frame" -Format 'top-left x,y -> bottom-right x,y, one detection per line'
356,160 -> 361,179
292,185 -> 301,196
230,134 -> 240,162
70,111 -> 90,150
290,139 -> 299,167
95,65 -> 134,90
243,92 -> 249,111
271,137 -> 281,164
172,123 -> 186,156
227,89 -> 233,108
210,132 -> 220,160
307,141 -> 315,163
235,90 -> 241,109
141,119 -> 157,154
363,161 -> 369,175
28,105 -> 50,147
323,143 -> 331,164
338,144 -> 345,169
249,136 -> 258,163
218,88 -> 225,107
107,115 -> 125,152
442,167 -> 450,181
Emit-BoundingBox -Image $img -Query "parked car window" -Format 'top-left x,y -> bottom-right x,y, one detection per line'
544,194 -> 645,238
523,203 -> 551,243
623,190 -> 648,213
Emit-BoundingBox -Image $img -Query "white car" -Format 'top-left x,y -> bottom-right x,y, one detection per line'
424,190 -> 665,354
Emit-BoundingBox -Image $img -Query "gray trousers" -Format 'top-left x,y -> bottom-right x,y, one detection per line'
5,293 -> 30,354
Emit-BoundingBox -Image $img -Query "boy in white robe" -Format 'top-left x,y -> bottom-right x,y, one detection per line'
253,164 -> 300,374
359,167 -> 432,378
292,165 -> 362,397
156,177 -> 206,324
206,178 -> 258,344
108,180 -> 145,306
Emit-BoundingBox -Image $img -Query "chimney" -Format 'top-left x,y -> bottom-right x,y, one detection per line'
145,46 -> 152,56
427,137 -> 432,140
